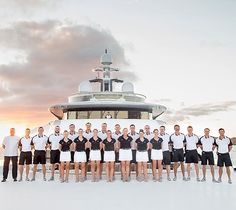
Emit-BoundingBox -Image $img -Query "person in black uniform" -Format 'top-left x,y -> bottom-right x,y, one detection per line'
103,130 -> 116,182
118,128 -> 133,182
89,129 -> 103,182
59,130 -> 73,183
150,129 -> 164,182
135,129 -> 149,182
74,129 -> 88,182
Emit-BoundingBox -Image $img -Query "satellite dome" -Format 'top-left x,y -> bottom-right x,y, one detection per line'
122,82 -> 134,93
100,49 -> 112,65
79,81 -> 92,92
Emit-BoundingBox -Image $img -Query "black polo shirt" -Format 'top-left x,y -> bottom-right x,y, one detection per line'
135,138 -> 149,151
150,137 -> 163,150
89,137 -> 102,150
59,139 -> 73,152
74,137 -> 87,152
103,138 -> 116,151
118,135 -> 133,149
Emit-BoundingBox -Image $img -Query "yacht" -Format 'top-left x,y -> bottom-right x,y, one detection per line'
38,49 -> 167,134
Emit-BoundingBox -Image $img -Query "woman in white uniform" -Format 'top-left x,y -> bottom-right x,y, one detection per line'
135,129 -> 149,182
103,130 -> 116,182
117,128 -> 133,182
59,130 -> 73,183
74,128 -> 88,182
150,129 -> 163,182
89,129 -> 103,182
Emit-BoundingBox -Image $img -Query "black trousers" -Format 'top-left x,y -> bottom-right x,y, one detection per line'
3,156 -> 18,180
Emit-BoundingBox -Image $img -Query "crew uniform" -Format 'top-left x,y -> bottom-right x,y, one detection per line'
68,132 -> 78,163
150,137 -> 163,160
83,130 -> 93,162
169,133 -> 186,162
112,131 -> 122,162
74,137 -> 87,163
159,133 -> 171,165
31,135 -> 48,165
128,132 -> 139,163
59,138 -> 73,162
198,136 -> 215,165
103,138 -> 116,162
48,133 -> 63,164
89,137 -> 102,161
135,138 -> 149,162
185,134 -> 199,164
19,136 -> 32,165
215,137 -> 233,167
118,136 -> 133,161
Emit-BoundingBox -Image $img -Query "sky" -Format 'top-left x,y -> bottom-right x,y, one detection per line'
0,0 -> 236,139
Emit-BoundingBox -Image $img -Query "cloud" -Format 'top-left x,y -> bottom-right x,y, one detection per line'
160,101 -> 236,123
0,20 -> 135,126
0,0 -> 57,9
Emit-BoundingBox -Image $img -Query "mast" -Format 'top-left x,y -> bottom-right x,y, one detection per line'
90,49 -> 123,92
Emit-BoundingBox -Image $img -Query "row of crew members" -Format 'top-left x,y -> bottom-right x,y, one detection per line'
1,124 -> 233,184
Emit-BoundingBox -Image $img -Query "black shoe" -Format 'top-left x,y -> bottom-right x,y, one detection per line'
13,179 -> 17,182
1,179 -> 6,182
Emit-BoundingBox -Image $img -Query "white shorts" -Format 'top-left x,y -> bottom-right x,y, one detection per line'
136,151 -> 148,162
119,149 -> 132,161
104,151 -> 115,162
151,149 -> 163,160
74,151 -> 87,163
60,151 -> 71,162
90,150 -> 101,161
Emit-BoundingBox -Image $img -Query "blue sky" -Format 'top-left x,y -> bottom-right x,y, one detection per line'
0,0 -> 236,138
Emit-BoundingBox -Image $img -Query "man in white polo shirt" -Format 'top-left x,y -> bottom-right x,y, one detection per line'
31,127 -> 48,181
47,126 -> 63,181
18,128 -> 33,182
112,124 -> 122,163
159,126 -> 171,181
83,122 -> 93,162
169,125 -> 186,181
1,128 -> 20,182
144,125 -> 154,163
198,128 -> 217,182
129,124 -> 139,178
185,126 -> 200,181
98,123 -> 108,178
215,128 -> 233,184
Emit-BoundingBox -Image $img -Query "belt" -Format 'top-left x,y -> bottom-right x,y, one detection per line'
121,148 -> 131,150
138,150 -> 147,152
61,150 -> 70,152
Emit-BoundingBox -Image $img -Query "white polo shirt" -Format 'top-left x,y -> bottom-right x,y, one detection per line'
68,132 -> 78,141
112,132 -> 122,141
159,133 -> 170,151
48,133 -> 63,150
199,136 -> 215,152
19,136 -> 32,152
98,131 -> 107,140
185,134 -> 199,150
129,132 -> 139,150
2,135 -> 20,156
31,135 -> 48,151
170,133 -> 186,149
83,130 -> 93,141
144,132 -> 154,141
215,136 -> 232,154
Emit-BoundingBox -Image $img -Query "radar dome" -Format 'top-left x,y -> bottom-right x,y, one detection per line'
122,82 -> 134,93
